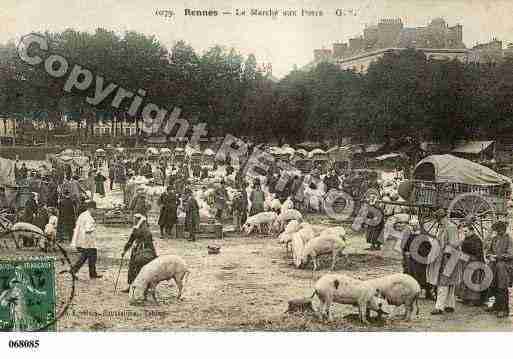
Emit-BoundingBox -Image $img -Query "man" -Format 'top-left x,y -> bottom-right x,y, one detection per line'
185,189 -> 200,241
70,201 -> 102,279
486,221 -> 513,318
114,161 -> 128,205
129,187 -> 151,220
158,186 -> 178,238
324,169 -> 340,192
57,189 -> 76,242
427,209 -> 463,315
214,181 -> 228,222
23,192 -> 38,224
232,189 -> 248,232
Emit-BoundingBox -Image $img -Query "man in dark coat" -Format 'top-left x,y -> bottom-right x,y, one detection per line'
23,193 -> 38,224
121,214 -> 157,293
158,187 -> 178,238
486,221 -> 513,318
56,190 -> 76,242
232,189 -> 248,232
185,190 -> 200,241
94,171 -> 107,197
214,182 -> 228,222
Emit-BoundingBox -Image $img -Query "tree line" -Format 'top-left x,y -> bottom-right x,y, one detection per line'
1,29 -> 513,146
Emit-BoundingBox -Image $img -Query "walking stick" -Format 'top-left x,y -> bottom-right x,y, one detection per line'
114,253 -> 125,293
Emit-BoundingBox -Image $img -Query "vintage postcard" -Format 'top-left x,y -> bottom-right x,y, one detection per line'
0,0 -> 513,347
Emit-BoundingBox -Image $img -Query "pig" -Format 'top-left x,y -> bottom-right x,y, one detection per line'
242,211 -> 278,235
272,209 -> 303,233
300,233 -> 347,271
318,226 -> 346,239
365,273 -> 421,320
129,255 -> 189,305
277,219 -> 301,255
312,274 -> 388,323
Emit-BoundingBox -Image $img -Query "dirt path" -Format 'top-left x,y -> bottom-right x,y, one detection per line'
50,220 -> 513,331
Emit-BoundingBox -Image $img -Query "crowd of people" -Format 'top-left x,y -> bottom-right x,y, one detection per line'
4,147 -> 512,321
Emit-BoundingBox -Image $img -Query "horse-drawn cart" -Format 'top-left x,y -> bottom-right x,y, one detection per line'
389,155 -> 511,241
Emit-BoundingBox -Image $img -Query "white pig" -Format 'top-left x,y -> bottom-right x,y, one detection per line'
313,274 -> 388,323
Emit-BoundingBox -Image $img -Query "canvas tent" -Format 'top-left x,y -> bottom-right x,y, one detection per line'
414,154 -> 510,186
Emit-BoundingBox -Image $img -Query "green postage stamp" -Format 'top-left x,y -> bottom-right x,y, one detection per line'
0,257 -> 56,331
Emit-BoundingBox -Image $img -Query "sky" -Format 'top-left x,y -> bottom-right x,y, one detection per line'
1,0 -> 513,77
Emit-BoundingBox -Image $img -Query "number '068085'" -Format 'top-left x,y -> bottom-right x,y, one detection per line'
8,339 -> 40,349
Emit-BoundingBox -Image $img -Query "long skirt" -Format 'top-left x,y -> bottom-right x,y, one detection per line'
127,249 -> 156,285
457,256 -> 486,304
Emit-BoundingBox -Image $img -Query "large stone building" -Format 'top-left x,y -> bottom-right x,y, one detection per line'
312,18 -> 513,73
323,18 -> 465,61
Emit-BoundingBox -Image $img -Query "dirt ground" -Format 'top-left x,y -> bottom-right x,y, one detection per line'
44,211 -> 511,332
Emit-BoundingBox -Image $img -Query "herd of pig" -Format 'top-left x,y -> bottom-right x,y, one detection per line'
134,202 -> 414,324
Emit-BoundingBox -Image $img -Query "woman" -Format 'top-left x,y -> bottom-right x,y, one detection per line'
121,214 -> 157,293
249,182 -> 265,216
158,187 -> 178,238
365,195 -> 384,251
403,219 -> 434,300
94,171 -> 107,197
457,223 -> 486,306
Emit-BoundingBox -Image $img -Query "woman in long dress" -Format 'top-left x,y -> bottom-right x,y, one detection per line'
121,214 -> 157,293
457,223 -> 486,306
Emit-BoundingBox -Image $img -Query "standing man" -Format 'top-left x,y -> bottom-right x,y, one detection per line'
185,189 -> 200,242
114,161 -> 128,205
214,181 -> 228,222
70,201 -> 102,280
158,186 -> 178,238
486,221 -> 513,318
427,209 -> 463,315
56,189 -> 76,242
108,161 -> 115,191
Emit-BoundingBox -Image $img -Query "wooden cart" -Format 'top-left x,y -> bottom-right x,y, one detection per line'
386,154 -> 510,241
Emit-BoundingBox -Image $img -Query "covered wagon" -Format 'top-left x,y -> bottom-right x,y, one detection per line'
397,154 -> 511,241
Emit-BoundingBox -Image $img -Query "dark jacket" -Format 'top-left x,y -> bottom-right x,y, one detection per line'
185,196 -> 200,232
124,226 -> 157,285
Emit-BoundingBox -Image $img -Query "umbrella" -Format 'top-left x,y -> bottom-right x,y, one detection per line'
297,141 -> 321,150
203,148 -> 215,156
309,148 -> 326,156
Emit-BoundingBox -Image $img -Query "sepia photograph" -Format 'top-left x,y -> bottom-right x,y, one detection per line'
0,0 -> 513,347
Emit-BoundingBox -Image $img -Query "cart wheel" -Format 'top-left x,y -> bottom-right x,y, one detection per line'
419,207 -> 442,239
448,193 -> 496,241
